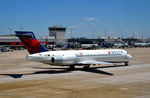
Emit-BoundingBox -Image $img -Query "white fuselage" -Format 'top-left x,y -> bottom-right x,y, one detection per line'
26,49 -> 132,66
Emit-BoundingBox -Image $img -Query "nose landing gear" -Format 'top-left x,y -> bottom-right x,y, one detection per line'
51,57 -> 55,63
125,62 -> 129,66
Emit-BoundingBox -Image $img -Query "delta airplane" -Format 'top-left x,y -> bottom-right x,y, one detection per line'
15,31 -> 132,70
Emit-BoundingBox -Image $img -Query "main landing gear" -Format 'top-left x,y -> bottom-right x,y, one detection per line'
83,65 -> 90,70
69,65 -> 75,70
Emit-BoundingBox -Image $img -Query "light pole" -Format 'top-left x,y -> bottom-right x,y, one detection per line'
104,29 -> 107,39
92,30 -> 95,39
9,27 -> 12,35
70,26 -> 73,39
141,32 -> 144,41
120,31 -> 123,39
133,30 -> 135,38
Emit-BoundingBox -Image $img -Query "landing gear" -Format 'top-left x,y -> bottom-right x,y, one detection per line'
83,65 -> 90,70
69,65 -> 75,70
51,57 -> 55,63
125,62 -> 129,66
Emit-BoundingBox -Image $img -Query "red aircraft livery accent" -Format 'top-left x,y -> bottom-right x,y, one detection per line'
15,31 -> 48,54
108,51 -> 111,54
22,39 -> 40,54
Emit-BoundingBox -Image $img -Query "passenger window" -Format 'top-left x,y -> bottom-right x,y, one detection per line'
48,54 -> 50,56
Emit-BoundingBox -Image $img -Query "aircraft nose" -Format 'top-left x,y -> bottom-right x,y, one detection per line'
127,54 -> 132,59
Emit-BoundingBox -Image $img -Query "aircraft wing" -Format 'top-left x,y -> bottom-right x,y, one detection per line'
77,60 -> 113,65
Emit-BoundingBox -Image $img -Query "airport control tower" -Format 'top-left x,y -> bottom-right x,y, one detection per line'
48,26 -> 66,40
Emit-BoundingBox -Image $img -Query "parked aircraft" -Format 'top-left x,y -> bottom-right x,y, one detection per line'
114,43 -> 128,48
80,44 -> 98,49
134,42 -> 150,47
15,31 -> 132,69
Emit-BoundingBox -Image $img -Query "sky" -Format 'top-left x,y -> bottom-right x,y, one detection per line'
0,0 -> 150,38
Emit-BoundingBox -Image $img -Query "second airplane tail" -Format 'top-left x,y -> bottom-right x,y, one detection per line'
15,31 -> 48,54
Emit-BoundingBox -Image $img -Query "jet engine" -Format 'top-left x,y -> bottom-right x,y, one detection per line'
51,55 -> 63,65
51,54 -> 76,65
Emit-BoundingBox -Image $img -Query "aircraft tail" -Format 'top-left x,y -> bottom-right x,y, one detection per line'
15,31 -> 48,54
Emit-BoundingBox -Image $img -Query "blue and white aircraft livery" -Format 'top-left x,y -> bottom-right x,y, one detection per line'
15,31 -> 132,69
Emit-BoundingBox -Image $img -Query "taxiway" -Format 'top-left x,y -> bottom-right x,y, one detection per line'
0,48 -> 150,98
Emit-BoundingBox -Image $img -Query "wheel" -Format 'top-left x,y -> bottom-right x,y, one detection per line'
125,62 -> 129,66
69,65 -> 75,70
83,65 -> 90,70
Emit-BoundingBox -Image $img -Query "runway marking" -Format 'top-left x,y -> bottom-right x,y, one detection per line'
120,87 -> 128,90
55,91 -> 71,94
134,95 -> 150,98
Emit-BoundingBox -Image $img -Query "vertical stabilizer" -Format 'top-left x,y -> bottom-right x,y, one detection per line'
15,31 -> 48,54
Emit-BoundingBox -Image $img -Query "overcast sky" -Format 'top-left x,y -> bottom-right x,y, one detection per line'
0,0 -> 150,38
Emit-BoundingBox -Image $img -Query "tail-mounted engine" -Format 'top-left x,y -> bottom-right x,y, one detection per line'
51,55 -> 63,65
51,54 -> 76,65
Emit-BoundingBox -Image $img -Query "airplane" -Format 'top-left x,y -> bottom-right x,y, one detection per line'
15,31 -> 132,70
114,42 -> 128,48
134,42 -> 150,47
80,44 -> 98,49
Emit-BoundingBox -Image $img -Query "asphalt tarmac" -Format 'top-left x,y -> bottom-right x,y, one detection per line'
0,48 -> 150,98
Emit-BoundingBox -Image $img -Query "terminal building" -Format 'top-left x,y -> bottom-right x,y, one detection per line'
48,26 -> 66,40
0,34 -> 56,49
48,26 -> 67,46
0,26 -> 147,50
0,26 -> 67,49
0,35 -> 23,48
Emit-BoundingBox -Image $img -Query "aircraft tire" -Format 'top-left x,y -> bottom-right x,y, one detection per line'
83,65 -> 90,70
125,62 -> 129,66
69,65 -> 75,70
